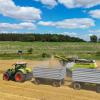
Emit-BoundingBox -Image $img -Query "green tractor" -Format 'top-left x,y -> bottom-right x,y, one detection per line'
54,55 -> 97,70
3,62 -> 32,82
54,55 -> 97,77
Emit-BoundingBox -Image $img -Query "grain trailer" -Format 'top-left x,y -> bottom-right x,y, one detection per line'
33,66 -> 66,87
72,68 -> 100,92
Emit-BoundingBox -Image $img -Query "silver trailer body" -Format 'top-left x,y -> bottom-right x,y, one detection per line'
33,67 -> 66,80
72,68 -> 100,84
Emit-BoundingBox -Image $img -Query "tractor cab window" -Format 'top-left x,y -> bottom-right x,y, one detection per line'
15,64 -> 26,69
15,64 -> 20,69
21,64 -> 27,68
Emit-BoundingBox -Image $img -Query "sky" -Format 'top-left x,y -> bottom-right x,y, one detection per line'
0,0 -> 100,40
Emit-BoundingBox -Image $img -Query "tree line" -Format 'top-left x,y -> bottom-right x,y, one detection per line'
0,33 -> 85,42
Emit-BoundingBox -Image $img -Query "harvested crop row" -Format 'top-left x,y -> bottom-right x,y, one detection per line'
0,80 -> 100,100
0,91 -> 39,100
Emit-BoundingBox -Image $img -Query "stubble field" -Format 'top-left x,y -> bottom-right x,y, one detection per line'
0,59 -> 100,100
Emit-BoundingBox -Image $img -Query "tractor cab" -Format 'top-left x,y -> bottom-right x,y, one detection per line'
13,62 -> 27,70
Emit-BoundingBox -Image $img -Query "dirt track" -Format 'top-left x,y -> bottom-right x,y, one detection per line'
0,60 -> 100,100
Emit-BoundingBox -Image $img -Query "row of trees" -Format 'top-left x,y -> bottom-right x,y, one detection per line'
0,33 -> 85,42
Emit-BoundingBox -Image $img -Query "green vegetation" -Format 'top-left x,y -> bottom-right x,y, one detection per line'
27,48 -> 33,54
90,35 -> 98,42
0,41 -> 100,60
0,34 -> 85,42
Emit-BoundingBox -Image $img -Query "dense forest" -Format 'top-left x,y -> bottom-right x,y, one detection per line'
0,33 -> 85,42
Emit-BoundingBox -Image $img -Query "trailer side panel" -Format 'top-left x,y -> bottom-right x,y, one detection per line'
33,67 -> 66,80
72,68 -> 100,84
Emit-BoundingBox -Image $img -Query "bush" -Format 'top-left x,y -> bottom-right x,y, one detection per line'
41,53 -> 50,58
27,48 -> 33,54
96,51 -> 100,56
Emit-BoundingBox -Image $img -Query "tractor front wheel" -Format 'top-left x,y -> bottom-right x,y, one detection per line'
3,72 -> 9,81
15,72 -> 25,82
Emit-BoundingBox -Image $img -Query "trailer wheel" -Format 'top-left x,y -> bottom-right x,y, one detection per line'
34,78 -> 41,85
96,85 -> 100,93
61,79 -> 64,85
73,82 -> 81,90
52,81 -> 61,87
15,72 -> 25,82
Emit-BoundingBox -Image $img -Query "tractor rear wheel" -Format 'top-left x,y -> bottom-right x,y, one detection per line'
3,72 -> 9,81
15,72 -> 25,82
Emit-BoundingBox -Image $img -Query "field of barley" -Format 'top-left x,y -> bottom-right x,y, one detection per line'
0,59 -> 100,100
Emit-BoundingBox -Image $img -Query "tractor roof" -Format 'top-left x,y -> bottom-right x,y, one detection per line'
14,62 -> 27,65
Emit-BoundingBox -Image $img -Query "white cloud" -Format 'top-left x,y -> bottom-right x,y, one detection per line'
76,0 -> 100,8
58,0 -> 100,8
64,32 -> 77,36
38,18 -> 95,29
60,32 -> 78,37
89,30 -> 100,37
0,0 -> 41,21
35,0 -> 57,8
0,22 -> 36,31
89,30 -> 100,33
89,10 -> 100,19
58,0 -> 75,8
35,0 -> 100,8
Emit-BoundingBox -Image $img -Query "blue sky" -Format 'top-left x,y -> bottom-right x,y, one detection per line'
0,0 -> 100,40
